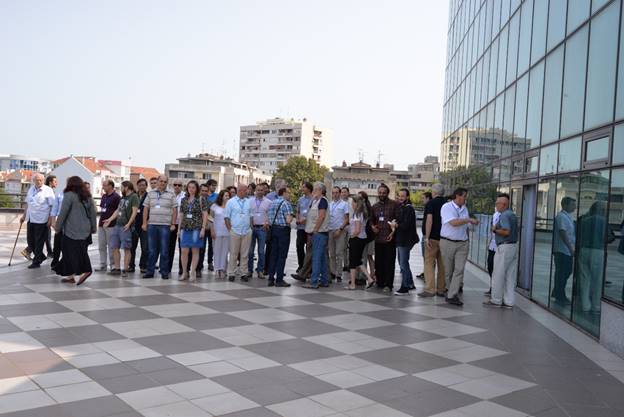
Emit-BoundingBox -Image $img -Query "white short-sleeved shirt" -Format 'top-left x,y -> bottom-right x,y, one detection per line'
328,199 -> 349,230
488,211 -> 501,251
349,213 -> 367,239
553,210 -> 575,256
26,185 -> 55,224
211,205 -> 229,237
440,201 -> 470,241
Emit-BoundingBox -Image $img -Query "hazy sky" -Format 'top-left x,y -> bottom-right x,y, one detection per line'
0,0 -> 449,171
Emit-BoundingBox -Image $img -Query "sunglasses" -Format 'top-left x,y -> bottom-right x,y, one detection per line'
173,184 -> 182,187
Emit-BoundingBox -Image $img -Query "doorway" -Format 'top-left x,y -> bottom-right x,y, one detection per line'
518,184 -> 536,292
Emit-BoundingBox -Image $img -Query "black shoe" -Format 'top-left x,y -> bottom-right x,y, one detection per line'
291,273 -> 305,282
241,275 -> 249,282
142,273 -> 154,279
459,286 -> 463,294
436,292 -> 446,297
409,284 -> 416,290
108,269 -> 121,276
127,268 -> 135,273
501,303 -> 514,309
208,263 -> 214,271
27,263 -> 41,269
276,281 -> 291,287
161,274 -> 170,279
416,272 -> 425,280
268,281 -> 275,287
417,291 -> 435,298
228,275 -> 235,282
394,288 -> 409,295
140,268 -> 146,274
319,283 -> 330,288
446,296 -> 463,306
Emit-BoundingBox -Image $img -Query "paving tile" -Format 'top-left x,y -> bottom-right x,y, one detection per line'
267,397 -> 336,417
97,373 -> 161,394
166,378 -> 230,400
314,314 -> 394,330
39,290 -> 108,301
140,400 -> 213,417
0,376 -> 39,395
57,298 -> 134,312
141,302 -> 217,317
124,356 -> 182,373
45,380 -> 110,403
80,307 -> 161,323
143,366 -> 205,385
192,391 -> 259,415
0,390 -> 56,414
134,332 -> 231,355
189,361 -> 245,378
31,369 -> 91,388
227,308 -> 305,324
103,318 -> 194,338
264,319 -> 346,337
309,389 -> 375,412
117,386 -> 184,409
172,313 -> 252,330
243,339 -> 342,364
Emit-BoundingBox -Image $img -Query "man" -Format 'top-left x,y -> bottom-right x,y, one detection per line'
170,180 -> 185,276
371,184 -> 400,292
149,177 -> 158,191
96,180 -> 120,272
20,173 -> 55,269
483,194 -> 518,309
440,187 -> 479,306
303,182 -> 330,289
49,175 -> 64,270
419,185 -> 446,298
247,183 -> 256,198
395,188 -> 418,295
130,178 -> 149,273
551,197 -> 576,305
295,182 -> 313,273
328,186 -> 349,283
224,184 -> 253,281
104,181 -> 139,277
267,187 -> 294,287
205,179 -> 218,271
227,186 -> 237,198
263,180 -> 281,276
248,183 -> 271,278
485,206 -> 501,296
340,187 -> 351,276
266,179 -> 286,201
416,191 -> 432,280
142,175 -> 178,279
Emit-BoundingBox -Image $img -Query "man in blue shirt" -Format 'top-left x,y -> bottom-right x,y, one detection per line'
295,182 -> 313,273
224,184 -> 253,282
267,187 -> 294,287
483,193 -> 518,309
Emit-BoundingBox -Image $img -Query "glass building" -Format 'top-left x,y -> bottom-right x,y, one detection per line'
441,0 -> 624,354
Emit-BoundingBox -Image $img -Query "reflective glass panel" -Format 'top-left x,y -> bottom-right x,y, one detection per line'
541,45 -> 564,144
561,27 -> 588,138
526,62 -> 545,149
514,73 -> 529,141
567,0 -> 590,34
547,0 -> 567,51
540,144 -> 558,176
497,27 -> 509,94
533,179 -> 557,306
503,86 -> 516,158
518,0 -> 533,74
617,3 -> 624,120
593,0 -> 611,13
551,175 -> 580,319
604,169 -> 624,306
585,2 -> 618,130
573,170 -> 609,337
531,0 -> 548,65
558,137 -> 582,172
489,38 -> 499,101
506,14 -> 519,87
614,124 -> 624,164
585,136 -> 609,162
526,155 -> 538,173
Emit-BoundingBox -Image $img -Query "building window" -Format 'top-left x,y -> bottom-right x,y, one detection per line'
585,136 -> 609,163
558,136 -> 582,172
604,168 -> 624,307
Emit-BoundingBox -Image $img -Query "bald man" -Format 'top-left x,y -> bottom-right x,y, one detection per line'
20,173 -> 55,269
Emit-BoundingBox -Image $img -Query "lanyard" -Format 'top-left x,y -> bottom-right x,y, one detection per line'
186,198 -> 195,214
236,197 -> 246,212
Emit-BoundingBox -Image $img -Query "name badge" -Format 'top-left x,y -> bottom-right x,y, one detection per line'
101,208 -> 107,213
155,204 -> 161,209
379,216 -> 385,221
302,210 -> 308,214
186,213 -> 193,219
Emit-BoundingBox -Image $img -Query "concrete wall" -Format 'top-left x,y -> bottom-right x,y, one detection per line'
600,301 -> 624,359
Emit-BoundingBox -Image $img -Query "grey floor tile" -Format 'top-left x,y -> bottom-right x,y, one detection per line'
197,299 -> 268,312
97,373 -> 161,394
289,293 -> 352,304
219,288 -> 277,299
58,395 -> 135,417
40,290 -> 109,301
0,318 -> 21,334
234,383 -> 303,405
286,376 -> 340,396
81,307 -> 160,323
359,309 -> 432,324
144,366 -> 205,385
134,331 -> 232,355
81,363 -> 138,380
349,376 -> 443,403
79,280 -> 137,289
277,303 -> 348,318
492,386 -> 562,416
263,319 -> 346,338
219,407 -> 282,417
0,404 -> 66,417
244,339 -> 342,364
148,284 -> 209,294
124,356 -> 182,373
560,403 -> 624,417
355,346 -> 460,373
117,294 -> 183,306
380,389 -> 479,417
27,325 -> 124,347
0,302 -> 71,317
172,313 -> 252,330
357,325 -> 443,345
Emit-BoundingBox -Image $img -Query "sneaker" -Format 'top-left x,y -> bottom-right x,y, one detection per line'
382,287 -> 391,293
257,272 -> 266,279
108,269 -> 121,276
142,273 -> 154,279
241,275 -> 249,282
267,281 -> 275,287
161,274 -> 170,280
275,282 -> 291,287
482,300 -> 501,308
502,303 -> 514,309
446,296 -> 463,306
228,275 -> 235,282
436,292 -> 446,297
127,268 -> 135,273
417,291 -> 435,298
416,272 -> 425,280
394,288 -> 409,296
121,270 -> 128,278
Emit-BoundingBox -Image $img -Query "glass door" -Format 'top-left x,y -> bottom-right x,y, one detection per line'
518,184 -> 536,292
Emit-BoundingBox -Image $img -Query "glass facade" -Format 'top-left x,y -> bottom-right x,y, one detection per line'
442,0 -> 624,338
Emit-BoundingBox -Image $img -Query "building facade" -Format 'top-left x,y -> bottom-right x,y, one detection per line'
239,117 -> 332,174
442,0 -> 624,355
326,161 -> 396,204
165,153 -> 271,190
388,155 -> 441,192
0,154 -> 50,173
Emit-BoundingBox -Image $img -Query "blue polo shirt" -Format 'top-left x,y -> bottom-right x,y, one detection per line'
224,196 -> 252,235
495,209 -> 518,245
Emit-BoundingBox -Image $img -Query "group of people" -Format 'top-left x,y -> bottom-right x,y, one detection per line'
20,172 -> 519,308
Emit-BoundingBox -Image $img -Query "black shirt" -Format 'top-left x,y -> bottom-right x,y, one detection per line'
423,196 -> 446,240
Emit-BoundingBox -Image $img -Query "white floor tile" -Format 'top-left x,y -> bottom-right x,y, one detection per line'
0,376 -> 38,395
192,391 -> 259,415
0,332 -> 44,353
118,386 -> 184,409
45,381 -> 110,403
0,390 -> 56,414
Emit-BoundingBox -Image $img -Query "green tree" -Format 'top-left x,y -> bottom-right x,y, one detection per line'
0,187 -> 14,208
439,165 -> 496,215
273,156 -> 329,201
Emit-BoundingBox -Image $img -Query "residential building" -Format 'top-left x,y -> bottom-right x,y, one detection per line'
387,155 -> 441,192
239,117 -> 332,174
165,153 -> 271,189
50,156 -> 120,197
0,154 -> 50,173
130,166 -> 161,184
325,161 -> 396,204
442,0 -> 624,354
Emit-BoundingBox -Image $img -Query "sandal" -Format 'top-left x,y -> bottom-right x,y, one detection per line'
76,272 -> 92,286
344,285 -> 356,290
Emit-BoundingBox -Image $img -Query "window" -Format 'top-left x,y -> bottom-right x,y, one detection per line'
532,179 -> 557,307
541,45 -> 564,144
592,0 -> 611,14
497,26 -> 509,94
614,124 -> 624,164
540,144 -> 558,176
617,4 -> 624,120
514,73 -> 529,139
526,62 -> 545,149
517,0 -> 533,74
488,38 -> 499,101
603,168 -> 624,306
585,2 -> 619,130
585,136 -> 610,163
547,0 -> 567,51
503,86 -> 516,158
506,14 -> 519,86
561,27 -> 588,138
531,0 -> 548,65
567,0 -> 590,34
558,137 -> 582,172
526,155 -> 538,173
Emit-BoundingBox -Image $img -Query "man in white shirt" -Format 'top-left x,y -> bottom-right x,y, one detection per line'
247,183 -> 271,278
224,184 -> 253,282
439,187 -> 479,306
328,186 -> 349,282
20,173 -> 55,269
485,209 -> 501,297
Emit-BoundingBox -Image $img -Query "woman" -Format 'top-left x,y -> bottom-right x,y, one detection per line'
345,195 -> 374,290
54,176 -> 97,285
210,190 -> 230,279
358,191 -> 376,286
179,180 -> 208,282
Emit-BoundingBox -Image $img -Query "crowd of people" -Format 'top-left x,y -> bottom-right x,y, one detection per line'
19,173 -> 519,308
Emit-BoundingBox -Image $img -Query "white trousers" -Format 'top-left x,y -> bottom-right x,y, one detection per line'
491,243 -> 518,306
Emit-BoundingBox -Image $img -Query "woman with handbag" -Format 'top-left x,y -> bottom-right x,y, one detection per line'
54,176 -> 97,285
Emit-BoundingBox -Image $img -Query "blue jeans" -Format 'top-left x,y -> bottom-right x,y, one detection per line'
397,245 -> 414,290
147,225 -> 171,275
248,227 -> 267,273
268,226 -> 290,282
311,232 -> 329,286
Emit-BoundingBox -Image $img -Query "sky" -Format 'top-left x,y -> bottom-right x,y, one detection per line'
0,0 -> 449,171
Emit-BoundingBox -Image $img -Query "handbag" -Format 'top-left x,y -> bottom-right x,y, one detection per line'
266,200 -> 285,242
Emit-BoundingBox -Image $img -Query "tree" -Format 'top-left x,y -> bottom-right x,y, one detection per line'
409,190 -> 430,208
0,187 -> 15,209
439,165 -> 496,215
272,156 -> 329,201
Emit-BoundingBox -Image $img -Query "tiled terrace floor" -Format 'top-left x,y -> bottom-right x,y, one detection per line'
0,237 -> 623,417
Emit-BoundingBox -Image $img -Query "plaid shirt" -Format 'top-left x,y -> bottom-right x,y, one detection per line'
372,198 -> 400,243
268,197 -> 293,226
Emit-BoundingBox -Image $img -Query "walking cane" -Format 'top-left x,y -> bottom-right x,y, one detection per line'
8,221 -> 24,267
